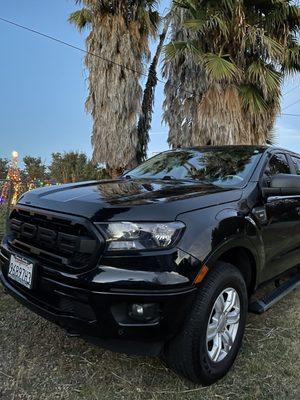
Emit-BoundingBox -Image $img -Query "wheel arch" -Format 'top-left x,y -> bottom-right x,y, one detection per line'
205,242 -> 259,296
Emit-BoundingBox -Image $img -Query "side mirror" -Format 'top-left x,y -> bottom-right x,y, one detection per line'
120,169 -> 131,179
262,174 -> 300,197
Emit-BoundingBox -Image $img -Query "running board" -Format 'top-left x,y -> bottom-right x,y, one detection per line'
249,274 -> 300,314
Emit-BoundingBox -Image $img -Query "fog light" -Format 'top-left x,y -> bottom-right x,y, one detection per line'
129,303 -> 159,321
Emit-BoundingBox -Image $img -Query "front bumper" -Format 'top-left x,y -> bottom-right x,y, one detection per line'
0,244 -> 197,356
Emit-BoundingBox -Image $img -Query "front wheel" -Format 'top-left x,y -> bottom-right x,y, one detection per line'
163,262 -> 248,385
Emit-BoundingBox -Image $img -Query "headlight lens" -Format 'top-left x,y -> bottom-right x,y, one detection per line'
96,221 -> 185,251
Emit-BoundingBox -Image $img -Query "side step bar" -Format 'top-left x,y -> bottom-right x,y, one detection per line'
249,274 -> 300,314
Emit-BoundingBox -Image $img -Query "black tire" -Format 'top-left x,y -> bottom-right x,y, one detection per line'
163,261 -> 248,385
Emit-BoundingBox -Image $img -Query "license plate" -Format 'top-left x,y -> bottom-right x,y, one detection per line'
8,254 -> 34,289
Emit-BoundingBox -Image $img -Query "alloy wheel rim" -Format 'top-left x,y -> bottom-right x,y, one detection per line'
206,287 -> 240,363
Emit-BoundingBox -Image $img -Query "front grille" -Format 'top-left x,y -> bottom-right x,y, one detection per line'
7,207 -> 104,273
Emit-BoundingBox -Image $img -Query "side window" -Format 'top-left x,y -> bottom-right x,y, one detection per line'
262,153 -> 291,186
291,156 -> 300,174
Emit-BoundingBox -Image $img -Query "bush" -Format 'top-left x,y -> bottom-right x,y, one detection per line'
49,152 -> 109,183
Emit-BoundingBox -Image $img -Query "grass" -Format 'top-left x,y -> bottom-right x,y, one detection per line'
0,284 -> 299,400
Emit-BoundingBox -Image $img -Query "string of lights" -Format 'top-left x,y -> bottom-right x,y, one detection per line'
0,151 -> 61,206
0,151 -> 22,205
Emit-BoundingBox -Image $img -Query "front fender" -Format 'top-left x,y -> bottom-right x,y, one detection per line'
176,205 -> 264,284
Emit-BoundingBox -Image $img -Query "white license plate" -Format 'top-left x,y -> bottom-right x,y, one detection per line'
8,254 -> 34,289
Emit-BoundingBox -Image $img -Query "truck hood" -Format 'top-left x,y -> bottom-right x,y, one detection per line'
18,178 -> 242,221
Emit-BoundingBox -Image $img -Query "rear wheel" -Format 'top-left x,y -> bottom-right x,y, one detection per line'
163,262 -> 248,385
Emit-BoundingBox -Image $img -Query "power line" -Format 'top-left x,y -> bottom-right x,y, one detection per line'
0,16 -> 194,96
279,113 -> 300,117
282,97 -> 300,111
283,84 -> 300,96
0,17 -> 150,79
2,16 -> 300,113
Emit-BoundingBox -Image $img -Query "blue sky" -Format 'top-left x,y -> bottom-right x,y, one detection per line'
0,0 -> 300,165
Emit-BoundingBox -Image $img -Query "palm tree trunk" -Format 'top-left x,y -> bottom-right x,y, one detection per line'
163,9 -> 208,149
137,14 -> 171,164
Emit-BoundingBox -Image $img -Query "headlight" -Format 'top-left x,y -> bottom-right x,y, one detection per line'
96,221 -> 185,251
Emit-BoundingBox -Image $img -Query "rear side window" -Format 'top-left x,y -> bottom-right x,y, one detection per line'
262,153 -> 291,185
291,156 -> 300,174
267,154 -> 290,175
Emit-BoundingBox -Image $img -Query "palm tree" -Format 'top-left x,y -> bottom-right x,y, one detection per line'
69,1 -> 160,177
163,7 -> 207,148
137,12 -> 171,163
164,0 -> 300,147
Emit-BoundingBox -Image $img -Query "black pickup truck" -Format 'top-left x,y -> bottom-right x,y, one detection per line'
1,145 -> 300,384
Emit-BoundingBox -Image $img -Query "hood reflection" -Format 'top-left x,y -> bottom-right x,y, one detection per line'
96,179 -> 227,206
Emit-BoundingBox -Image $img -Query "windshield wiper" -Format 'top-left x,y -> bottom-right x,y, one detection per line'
122,175 -> 176,181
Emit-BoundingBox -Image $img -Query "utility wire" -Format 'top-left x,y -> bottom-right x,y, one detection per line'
0,15 -> 194,96
282,97 -> 300,111
1,16 -> 300,115
279,113 -> 300,117
283,84 -> 300,96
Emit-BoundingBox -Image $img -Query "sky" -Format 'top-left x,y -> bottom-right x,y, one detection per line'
0,0 -> 300,166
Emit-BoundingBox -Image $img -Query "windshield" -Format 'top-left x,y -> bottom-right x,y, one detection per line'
127,147 -> 263,188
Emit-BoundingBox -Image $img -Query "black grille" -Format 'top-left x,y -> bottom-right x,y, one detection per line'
7,207 -> 103,272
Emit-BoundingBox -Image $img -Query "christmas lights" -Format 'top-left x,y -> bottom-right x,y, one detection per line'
0,151 -> 22,205
0,151 -> 60,207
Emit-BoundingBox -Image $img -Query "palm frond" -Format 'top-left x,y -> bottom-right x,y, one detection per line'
74,0 -> 97,7
137,7 -> 160,37
68,8 -> 93,30
247,61 -> 281,98
283,45 -> 300,74
220,0 -> 235,13
271,0 -> 300,21
203,54 -> 241,83
164,41 -> 188,59
149,10 -> 161,32
204,14 -> 230,38
266,128 -> 278,146
261,34 -> 285,61
184,13 -> 230,39
164,40 -> 203,59
173,0 -> 198,15
239,85 -> 267,114
183,18 -> 206,31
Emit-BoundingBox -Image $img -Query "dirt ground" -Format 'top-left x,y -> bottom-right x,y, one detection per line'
0,283 -> 299,400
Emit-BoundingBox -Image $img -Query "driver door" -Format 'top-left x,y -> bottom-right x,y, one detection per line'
259,153 -> 300,281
